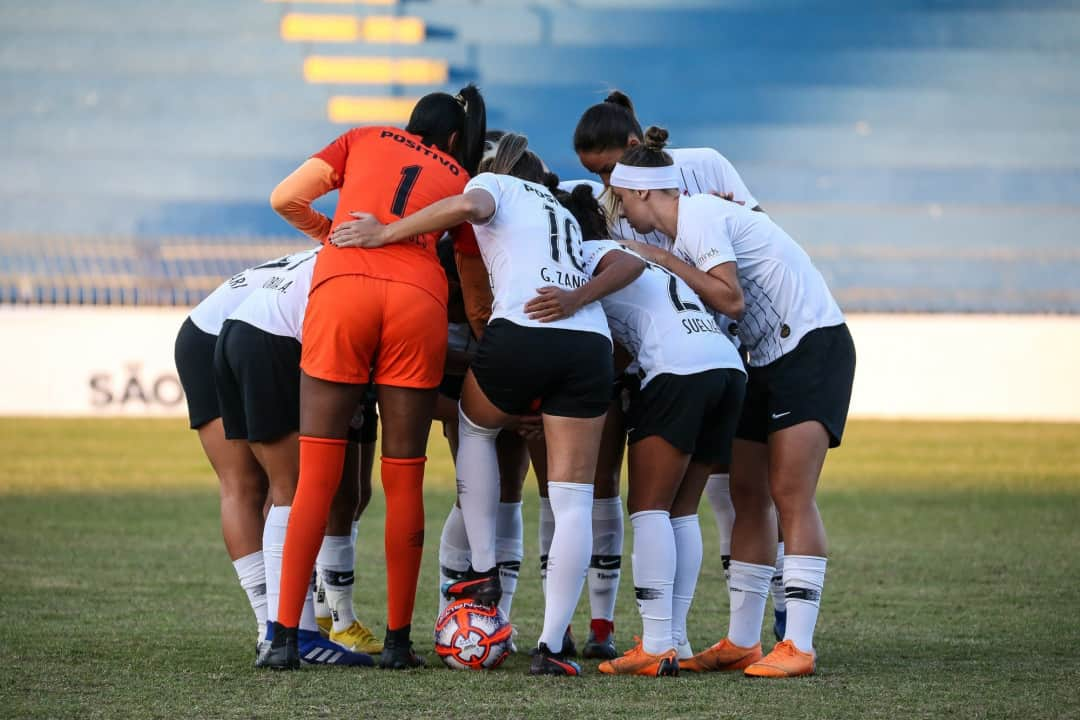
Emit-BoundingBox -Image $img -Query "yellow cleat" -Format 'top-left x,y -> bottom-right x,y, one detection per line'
597,640 -> 678,677
316,615 -> 333,638
679,637 -> 762,673
330,620 -> 384,654
744,639 -> 816,678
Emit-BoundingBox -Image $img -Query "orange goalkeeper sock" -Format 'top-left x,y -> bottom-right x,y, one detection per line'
382,456 -> 426,632
277,435 -> 346,628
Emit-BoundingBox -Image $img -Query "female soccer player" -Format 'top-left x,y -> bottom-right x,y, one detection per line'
214,248 -> 382,667
571,90 -> 786,645
609,127 -> 856,678
174,253 -> 307,655
259,86 -> 487,670
525,185 -> 747,676
330,134 -> 644,676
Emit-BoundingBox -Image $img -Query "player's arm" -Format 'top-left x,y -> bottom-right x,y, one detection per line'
524,248 -> 645,323
621,239 -> 744,320
329,190 -> 496,249
270,158 -> 337,243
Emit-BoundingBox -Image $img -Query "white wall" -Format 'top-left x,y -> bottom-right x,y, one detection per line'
0,307 -> 1077,422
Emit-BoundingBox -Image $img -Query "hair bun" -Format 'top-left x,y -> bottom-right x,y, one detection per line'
643,125 -> 669,151
542,171 -> 561,192
604,90 -> 636,114
570,183 -> 595,203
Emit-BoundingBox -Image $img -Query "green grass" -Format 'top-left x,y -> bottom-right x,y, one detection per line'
0,418 -> 1078,719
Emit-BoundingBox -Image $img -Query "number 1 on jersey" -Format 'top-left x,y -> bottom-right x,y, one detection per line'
391,165 -> 423,217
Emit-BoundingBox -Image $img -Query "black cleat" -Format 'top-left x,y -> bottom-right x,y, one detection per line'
379,626 -> 426,670
582,620 -> 617,660
441,567 -> 502,607
529,642 -> 582,676
255,622 -> 299,670
530,627 -> 577,658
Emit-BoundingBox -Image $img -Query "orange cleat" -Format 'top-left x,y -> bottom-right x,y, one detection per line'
598,641 -> 678,677
744,639 -> 816,678
679,637 -> 762,673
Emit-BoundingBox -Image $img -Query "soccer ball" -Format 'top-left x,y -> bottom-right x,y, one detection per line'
434,599 -> 513,671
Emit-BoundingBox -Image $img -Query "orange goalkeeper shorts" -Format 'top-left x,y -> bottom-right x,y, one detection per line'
301,274 -> 448,389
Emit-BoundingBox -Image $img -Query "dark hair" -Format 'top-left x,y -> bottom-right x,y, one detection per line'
555,184 -> 609,241
619,125 -> 673,168
406,83 -> 487,175
572,90 -> 644,153
479,132 -> 559,189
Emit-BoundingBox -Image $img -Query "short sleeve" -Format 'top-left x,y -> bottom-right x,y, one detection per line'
704,149 -> 758,209
679,200 -> 736,273
312,129 -> 361,189
463,172 -> 502,226
581,239 -> 626,277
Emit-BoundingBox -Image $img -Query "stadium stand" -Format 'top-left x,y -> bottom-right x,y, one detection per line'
1,0 -> 1078,311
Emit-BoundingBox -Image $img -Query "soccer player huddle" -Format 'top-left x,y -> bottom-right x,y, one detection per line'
175,85 -> 855,679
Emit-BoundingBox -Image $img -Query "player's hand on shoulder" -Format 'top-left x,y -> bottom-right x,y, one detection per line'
329,212 -> 388,248
525,286 -> 581,323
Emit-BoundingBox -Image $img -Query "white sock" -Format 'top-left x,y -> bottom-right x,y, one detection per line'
263,506 -> 289,626
783,555 -> 827,653
630,510 -> 675,655
438,504 -> 471,615
705,473 -> 734,584
317,535 -> 356,633
496,501 -> 524,621
313,571 -> 330,621
771,542 -> 787,614
455,407 -> 501,573
671,514 -> 702,658
538,496 -> 555,597
299,572 -> 319,633
538,482 -> 593,652
727,560 -> 772,647
350,519 -> 359,545
232,551 -> 268,643
588,496 -> 623,624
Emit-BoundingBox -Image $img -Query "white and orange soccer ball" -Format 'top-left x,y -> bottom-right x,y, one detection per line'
434,599 -> 513,671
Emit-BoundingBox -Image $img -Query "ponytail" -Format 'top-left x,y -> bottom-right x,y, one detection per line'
455,83 -> 486,176
573,89 -> 644,153
406,83 -> 487,175
555,184 -> 609,241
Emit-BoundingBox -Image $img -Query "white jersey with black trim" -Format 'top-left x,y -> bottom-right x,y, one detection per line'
465,172 -> 611,341
187,248 -> 313,336
563,146 -> 758,250
227,248 -> 320,342
674,194 -> 844,367
582,240 -> 743,388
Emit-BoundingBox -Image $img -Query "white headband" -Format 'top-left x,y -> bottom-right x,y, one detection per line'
609,162 -> 680,191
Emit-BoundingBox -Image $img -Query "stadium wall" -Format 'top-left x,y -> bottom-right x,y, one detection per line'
0,308 -> 1077,422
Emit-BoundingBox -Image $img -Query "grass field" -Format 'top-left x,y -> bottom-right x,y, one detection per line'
1,418 -> 1079,719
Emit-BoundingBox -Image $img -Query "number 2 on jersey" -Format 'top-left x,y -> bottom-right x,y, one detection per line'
391,165 -> 423,217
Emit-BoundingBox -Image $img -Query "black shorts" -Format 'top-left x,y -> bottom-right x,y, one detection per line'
439,373 -> 465,402
736,323 -> 856,448
174,316 -> 220,429
470,319 -> 613,419
214,319 -> 302,443
627,368 -> 746,465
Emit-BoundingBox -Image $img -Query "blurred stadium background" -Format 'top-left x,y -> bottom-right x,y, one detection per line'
1,0 -> 1078,419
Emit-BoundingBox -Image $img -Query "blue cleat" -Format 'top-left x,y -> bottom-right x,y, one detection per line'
298,629 -> 375,666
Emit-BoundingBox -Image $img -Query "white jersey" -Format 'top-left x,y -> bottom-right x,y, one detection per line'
674,194 -> 844,367
227,248 -> 320,342
465,172 -> 611,341
582,240 -> 744,388
563,146 -> 758,250
188,249 -> 312,335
